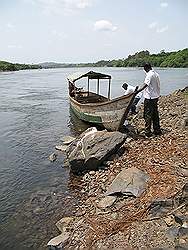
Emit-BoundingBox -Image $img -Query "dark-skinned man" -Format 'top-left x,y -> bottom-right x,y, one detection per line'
137,63 -> 162,137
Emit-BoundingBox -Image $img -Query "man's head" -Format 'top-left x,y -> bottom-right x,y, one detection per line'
122,83 -> 128,90
143,63 -> 152,73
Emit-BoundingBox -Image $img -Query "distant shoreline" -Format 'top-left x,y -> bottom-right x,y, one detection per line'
1,48 -> 187,72
0,61 -> 41,72
1,66 -> 188,73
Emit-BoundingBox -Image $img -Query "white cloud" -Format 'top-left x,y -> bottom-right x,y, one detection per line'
148,22 -> 158,29
160,2 -> 168,8
148,21 -> 168,33
7,23 -> 15,29
94,20 -> 117,32
67,0 -> 91,9
8,45 -> 22,49
157,25 -> 168,33
104,43 -> 112,47
24,0 -> 36,4
25,0 -> 92,15
51,30 -> 68,39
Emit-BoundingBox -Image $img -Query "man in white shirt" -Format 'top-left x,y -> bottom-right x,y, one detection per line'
122,83 -> 142,114
138,63 -> 162,137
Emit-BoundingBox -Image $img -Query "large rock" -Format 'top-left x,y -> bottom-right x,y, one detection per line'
105,167 -> 149,197
47,232 -> 70,249
66,127 -> 127,174
148,184 -> 188,217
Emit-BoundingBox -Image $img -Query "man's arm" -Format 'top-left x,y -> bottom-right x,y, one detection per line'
138,83 -> 147,92
134,72 -> 151,94
134,83 -> 147,95
137,73 -> 151,92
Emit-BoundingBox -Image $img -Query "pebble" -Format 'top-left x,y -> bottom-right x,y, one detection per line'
126,137 -> 133,143
83,173 -> 91,182
60,135 -> 75,145
164,215 -> 175,227
97,196 -> 117,209
111,212 -> 119,220
48,153 -> 57,162
89,171 -> 96,175
55,145 -> 67,151
178,168 -> 188,177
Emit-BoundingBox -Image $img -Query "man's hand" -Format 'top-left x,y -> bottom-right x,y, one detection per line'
134,86 -> 139,95
137,83 -> 148,92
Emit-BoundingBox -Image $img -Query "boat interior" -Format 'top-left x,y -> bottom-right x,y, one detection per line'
74,91 -> 108,104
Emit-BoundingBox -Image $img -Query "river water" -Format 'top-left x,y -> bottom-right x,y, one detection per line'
0,67 -> 187,249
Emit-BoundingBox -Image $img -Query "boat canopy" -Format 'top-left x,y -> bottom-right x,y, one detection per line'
67,71 -> 111,83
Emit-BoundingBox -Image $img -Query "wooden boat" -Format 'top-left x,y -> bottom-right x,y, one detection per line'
68,71 -> 138,131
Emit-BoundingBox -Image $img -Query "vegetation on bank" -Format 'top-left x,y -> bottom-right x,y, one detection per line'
40,48 -> 188,69
0,61 -> 41,72
1,48 -> 187,71
87,48 -> 188,68
103,48 -> 188,68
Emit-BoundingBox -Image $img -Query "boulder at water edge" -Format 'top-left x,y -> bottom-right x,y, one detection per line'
66,127 -> 127,174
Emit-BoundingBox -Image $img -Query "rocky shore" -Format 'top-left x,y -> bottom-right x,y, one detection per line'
48,88 -> 187,249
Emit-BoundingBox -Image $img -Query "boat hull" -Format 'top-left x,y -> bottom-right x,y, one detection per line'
69,94 -> 134,131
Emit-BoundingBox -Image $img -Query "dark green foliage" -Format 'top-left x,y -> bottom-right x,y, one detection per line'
159,49 -> 188,67
1,48 -> 187,71
0,61 -> 16,71
0,61 -> 42,72
66,48 -> 187,68
106,48 -> 188,68
38,48 -> 188,69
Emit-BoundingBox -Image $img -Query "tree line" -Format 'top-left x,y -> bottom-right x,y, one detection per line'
0,61 -> 41,72
41,48 -> 188,68
93,48 -> 188,68
1,48 -> 187,71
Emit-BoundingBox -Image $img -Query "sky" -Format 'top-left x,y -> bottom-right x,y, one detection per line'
0,0 -> 188,64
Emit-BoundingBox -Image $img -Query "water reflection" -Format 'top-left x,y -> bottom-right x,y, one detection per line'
68,105 -> 105,135
68,105 -> 91,136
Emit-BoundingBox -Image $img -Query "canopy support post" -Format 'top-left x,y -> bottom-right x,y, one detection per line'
108,78 -> 111,100
87,77 -> 90,96
97,78 -> 99,95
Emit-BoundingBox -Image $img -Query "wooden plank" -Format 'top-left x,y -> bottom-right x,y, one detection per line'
118,86 -> 139,130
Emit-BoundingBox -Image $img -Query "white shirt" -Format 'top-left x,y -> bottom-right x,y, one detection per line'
143,70 -> 160,99
124,84 -> 142,98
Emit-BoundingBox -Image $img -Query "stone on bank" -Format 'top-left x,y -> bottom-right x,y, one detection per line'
47,232 -> 70,249
66,127 -> 127,174
106,167 -> 149,197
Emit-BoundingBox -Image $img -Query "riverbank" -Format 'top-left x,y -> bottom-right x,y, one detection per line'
40,48 -> 188,68
0,60 -> 41,71
48,88 -> 187,249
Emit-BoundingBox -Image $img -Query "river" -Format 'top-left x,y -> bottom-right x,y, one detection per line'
0,67 -> 187,249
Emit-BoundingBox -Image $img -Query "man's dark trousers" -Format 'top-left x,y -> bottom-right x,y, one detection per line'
144,98 -> 161,135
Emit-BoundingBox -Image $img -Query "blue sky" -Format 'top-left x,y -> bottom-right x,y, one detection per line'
0,0 -> 187,63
